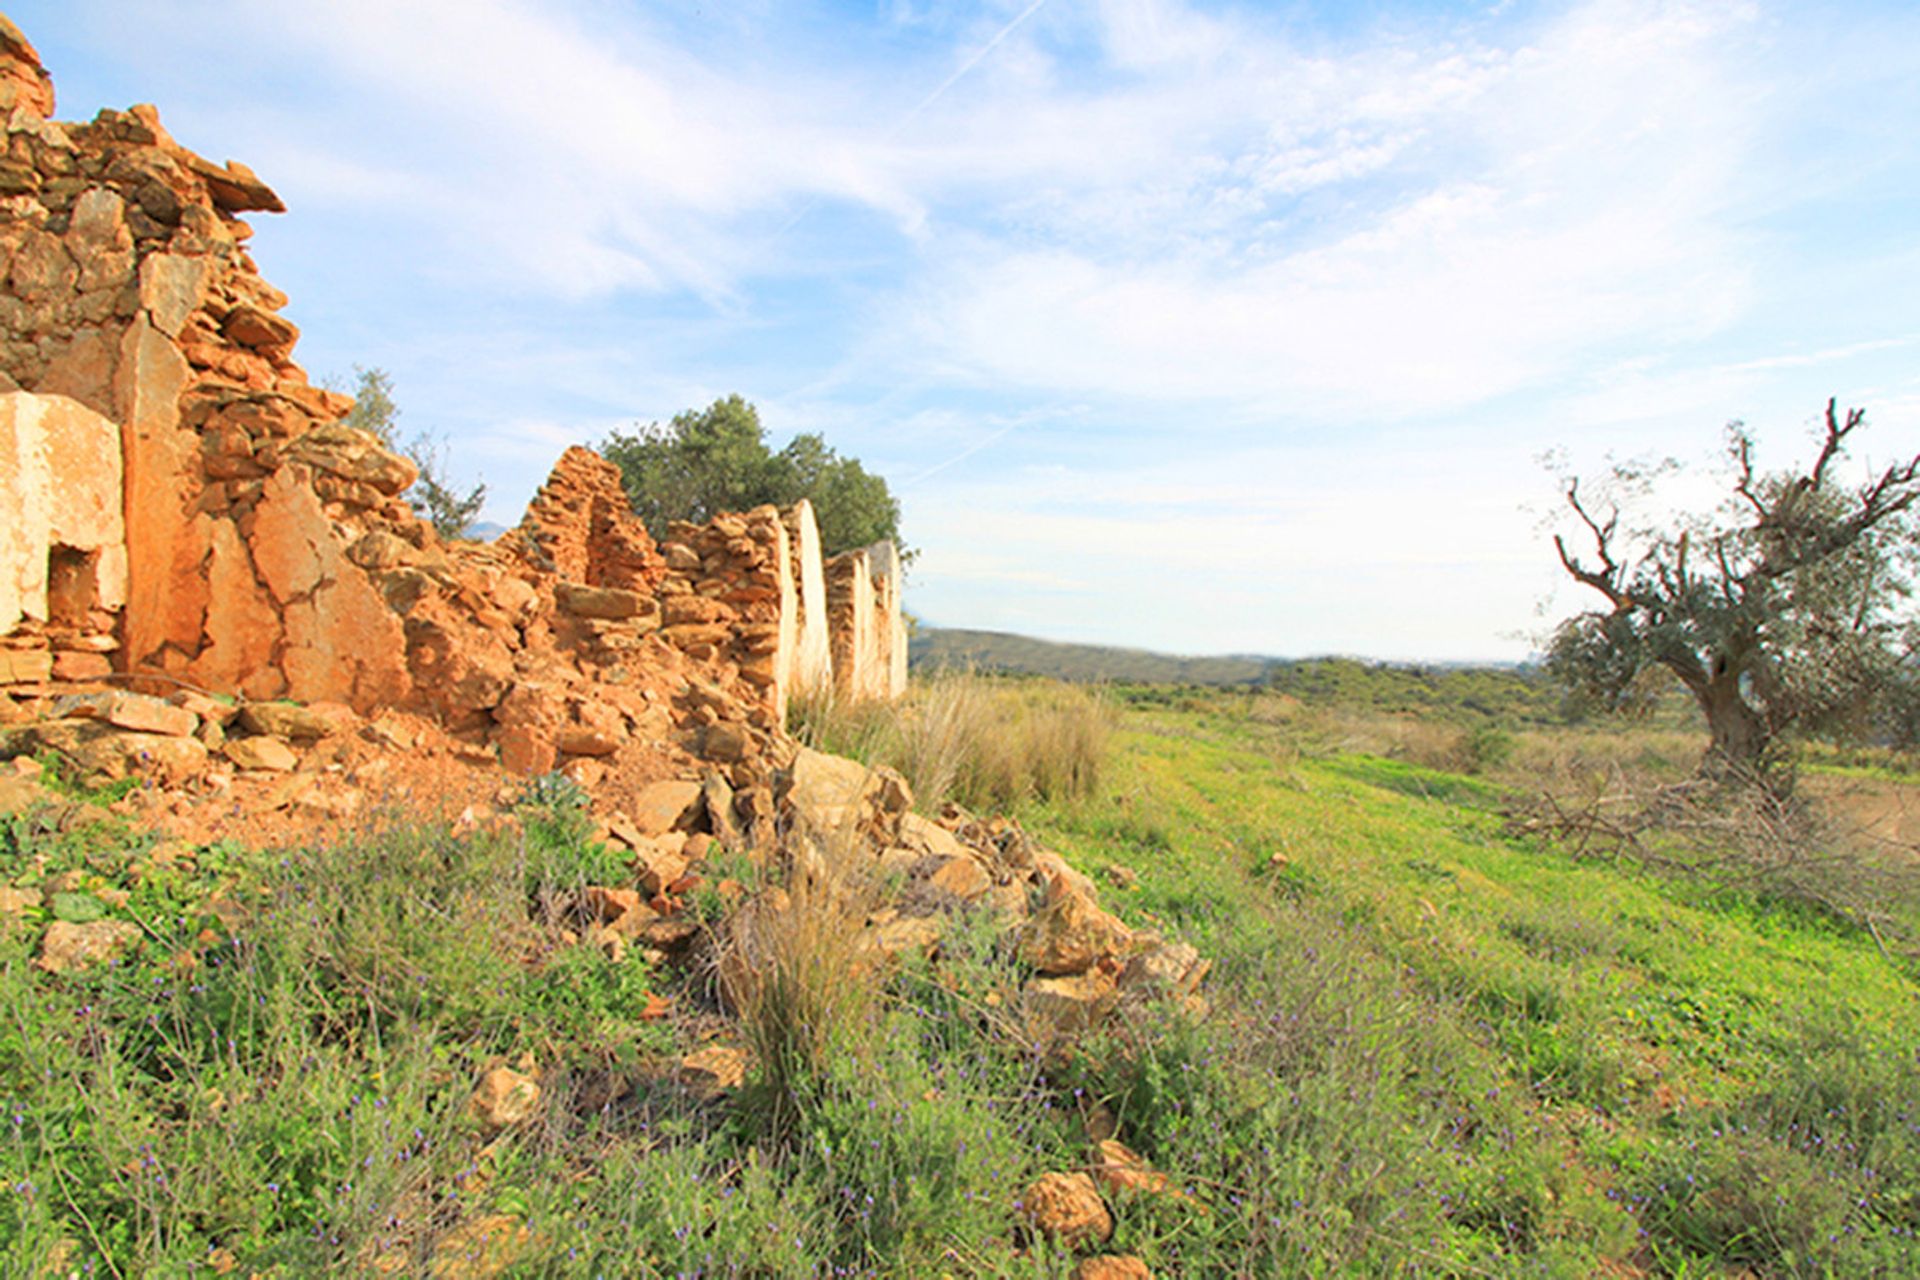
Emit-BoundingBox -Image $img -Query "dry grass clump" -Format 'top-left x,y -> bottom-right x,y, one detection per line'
790,671 -> 1113,812
716,844 -> 880,1135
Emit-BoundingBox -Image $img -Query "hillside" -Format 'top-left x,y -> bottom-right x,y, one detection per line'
912,627 -> 1281,685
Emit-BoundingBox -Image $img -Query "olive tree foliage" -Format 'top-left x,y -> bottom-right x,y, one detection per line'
1547,400 -> 1920,786
337,366 -> 489,541
601,395 -> 906,559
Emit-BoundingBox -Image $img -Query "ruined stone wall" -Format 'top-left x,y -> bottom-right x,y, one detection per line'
0,22 -> 421,710
867,539 -> 908,701
782,499 -> 831,700
657,506 -> 792,727
0,14 -> 905,784
826,547 -> 875,699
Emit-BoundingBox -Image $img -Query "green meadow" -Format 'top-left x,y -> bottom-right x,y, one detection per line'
2,679 -> 1916,1276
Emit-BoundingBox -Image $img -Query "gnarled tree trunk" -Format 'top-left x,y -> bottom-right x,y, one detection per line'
1698,675 -> 1768,773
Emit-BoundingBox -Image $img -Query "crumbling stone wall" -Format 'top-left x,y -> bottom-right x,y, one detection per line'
0,21 -> 419,709
782,499 -> 831,700
867,539 -> 908,700
823,541 -> 909,702
0,15 -> 906,771
657,506 -> 793,726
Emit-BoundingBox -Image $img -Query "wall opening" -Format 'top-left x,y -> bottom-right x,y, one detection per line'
46,545 -> 100,629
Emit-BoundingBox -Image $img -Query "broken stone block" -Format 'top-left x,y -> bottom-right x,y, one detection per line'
53,689 -> 195,737
468,1065 -> 540,1131
223,735 -> 296,772
37,917 -> 140,973
628,780 -> 702,837
1019,1172 -> 1113,1249
1024,969 -> 1120,1040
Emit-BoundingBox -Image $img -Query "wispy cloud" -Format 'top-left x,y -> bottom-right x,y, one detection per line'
19,0 -> 1919,659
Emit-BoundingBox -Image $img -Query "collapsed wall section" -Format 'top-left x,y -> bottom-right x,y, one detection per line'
0,25 -> 419,710
0,13 -> 908,802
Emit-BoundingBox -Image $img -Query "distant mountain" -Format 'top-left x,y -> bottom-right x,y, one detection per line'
467,521 -> 510,541
911,628 -> 1279,686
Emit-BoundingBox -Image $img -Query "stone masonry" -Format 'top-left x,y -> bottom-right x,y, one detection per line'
0,17 -> 905,779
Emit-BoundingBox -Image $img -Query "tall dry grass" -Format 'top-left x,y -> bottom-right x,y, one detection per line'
717,854 -> 880,1137
789,670 -> 1114,812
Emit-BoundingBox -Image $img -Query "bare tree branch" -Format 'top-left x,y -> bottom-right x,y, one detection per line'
1554,479 -> 1631,609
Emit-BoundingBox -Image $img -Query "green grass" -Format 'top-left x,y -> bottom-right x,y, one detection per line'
3,689 -> 1917,1275
1017,699 -> 1920,1275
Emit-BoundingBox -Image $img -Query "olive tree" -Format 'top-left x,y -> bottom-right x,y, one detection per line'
1547,400 -> 1920,787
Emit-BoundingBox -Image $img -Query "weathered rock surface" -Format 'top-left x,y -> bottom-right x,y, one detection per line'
468,1065 -> 541,1130
1021,1172 -> 1114,1248
38,917 -> 140,973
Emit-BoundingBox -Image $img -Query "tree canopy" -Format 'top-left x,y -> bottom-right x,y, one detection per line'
1546,399 -> 1920,786
601,395 -> 905,559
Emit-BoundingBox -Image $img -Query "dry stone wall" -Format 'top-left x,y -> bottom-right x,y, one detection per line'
0,18 -> 906,794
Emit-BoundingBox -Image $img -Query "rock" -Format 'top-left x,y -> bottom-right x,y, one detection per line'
428,1212 -> 535,1280
1025,970 -> 1119,1040
863,914 -> 944,960
137,253 -> 210,338
224,735 -> 297,772
0,775 -> 50,813
50,652 -> 111,681
700,773 -> 742,849
1117,938 -> 1209,1003
1074,1258 -> 1152,1280
495,724 -> 555,776
782,746 -> 876,831
899,812 -> 965,858
629,780 -> 702,836
0,884 -> 42,916
579,886 -> 654,939
239,701 -> 350,742
554,726 -> 619,757
37,918 -> 141,973
677,1045 -> 747,1101
702,719 -> 753,763
924,854 -> 992,902
468,1065 -> 541,1130
0,650 -> 51,683
1019,1172 -> 1113,1248
26,719 -> 208,784
632,842 -> 691,896
172,690 -> 239,726
1092,1139 -> 1173,1197
554,582 -> 650,620
54,690 -> 196,738
221,303 -> 298,350
1020,872 -> 1132,976
1106,864 -> 1139,889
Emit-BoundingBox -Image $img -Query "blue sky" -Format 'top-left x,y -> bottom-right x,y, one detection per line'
13,0 -> 1920,660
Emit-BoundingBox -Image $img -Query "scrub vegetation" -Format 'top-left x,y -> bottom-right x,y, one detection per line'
4,675 -> 1917,1276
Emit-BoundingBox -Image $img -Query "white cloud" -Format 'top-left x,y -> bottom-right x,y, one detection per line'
900,0 -> 1766,418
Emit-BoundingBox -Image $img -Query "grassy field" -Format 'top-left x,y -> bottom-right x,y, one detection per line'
3,682 -> 1917,1275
